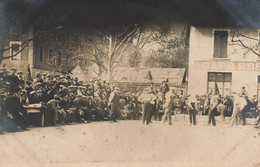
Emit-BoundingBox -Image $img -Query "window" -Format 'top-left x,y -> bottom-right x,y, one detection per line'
57,52 -> 62,65
39,47 -> 44,62
214,30 -> 228,58
10,41 -> 21,61
208,72 -> 232,96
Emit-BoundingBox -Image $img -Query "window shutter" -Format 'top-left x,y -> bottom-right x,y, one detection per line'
214,32 -> 220,58
220,31 -> 228,58
214,31 -> 228,58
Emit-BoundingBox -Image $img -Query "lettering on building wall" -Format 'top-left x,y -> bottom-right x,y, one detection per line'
194,61 -> 260,71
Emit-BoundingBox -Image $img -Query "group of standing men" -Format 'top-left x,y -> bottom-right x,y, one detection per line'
1,66 -> 256,133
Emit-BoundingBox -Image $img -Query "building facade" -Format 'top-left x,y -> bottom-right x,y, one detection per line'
1,26 -> 91,78
188,26 -> 260,99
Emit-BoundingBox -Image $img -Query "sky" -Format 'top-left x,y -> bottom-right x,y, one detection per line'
2,0 -> 260,29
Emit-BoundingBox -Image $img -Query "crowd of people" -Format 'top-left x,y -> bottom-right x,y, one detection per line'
0,67 -> 260,133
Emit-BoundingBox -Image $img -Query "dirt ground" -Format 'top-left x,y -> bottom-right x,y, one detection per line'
0,115 -> 260,167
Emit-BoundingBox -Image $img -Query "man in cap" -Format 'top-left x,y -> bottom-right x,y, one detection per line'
108,87 -> 120,123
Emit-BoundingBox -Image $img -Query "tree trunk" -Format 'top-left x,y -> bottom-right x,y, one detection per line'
107,60 -> 112,82
107,35 -> 113,82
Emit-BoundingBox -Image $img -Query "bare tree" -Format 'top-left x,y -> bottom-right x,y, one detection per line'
143,24 -> 190,68
230,28 -> 260,57
86,25 -> 140,82
128,28 -> 157,68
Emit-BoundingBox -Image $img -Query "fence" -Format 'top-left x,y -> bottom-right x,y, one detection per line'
116,82 -> 188,94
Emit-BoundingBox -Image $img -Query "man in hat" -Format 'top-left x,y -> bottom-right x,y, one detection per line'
41,73 -> 47,82
155,92 -> 165,121
53,74 -> 61,84
8,67 -> 20,93
69,85 -> 78,95
217,97 -> 227,122
159,81 -> 169,95
138,88 -> 157,125
19,89 -> 29,105
162,87 -> 176,125
186,94 -> 198,125
208,92 -> 220,126
108,87 -> 120,123
5,89 -> 29,130
46,94 -> 60,126
17,71 -> 25,89
74,94 -> 85,122
230,93 -> 247,127
33,72 -> 43,85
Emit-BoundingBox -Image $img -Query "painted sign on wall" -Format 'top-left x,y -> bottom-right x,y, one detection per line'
193,60 -> 260,71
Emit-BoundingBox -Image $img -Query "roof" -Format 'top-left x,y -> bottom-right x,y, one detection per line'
113,67 -> 186,85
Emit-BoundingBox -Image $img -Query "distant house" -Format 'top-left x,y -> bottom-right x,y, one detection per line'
113,67 -> 187,92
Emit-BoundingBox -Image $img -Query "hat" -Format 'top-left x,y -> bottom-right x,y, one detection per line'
69,93 -> 76,96
68,85 -> 77,89
42,73 -> 47,76
20,89 -> 27,93
76,94 -> 82,98
30,91 -> 36,95
54,94 -> 62,101
37,89 -> 43,93
35,72 -> 41,77
114,87 -> 120,90
54,94 -> 60,98
47,74 -> 52,78
34,82 -> 42,87
60,75 -> 65,79
10,67 -> 16,70
54,74 -> 60,78
17,71 -> 23,75
158,92 -> 163,96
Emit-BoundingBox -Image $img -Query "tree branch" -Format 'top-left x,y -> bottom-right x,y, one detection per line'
87,38 -> 107,55
113,26 -> 139,54
231,29 -> 260,56
3,30 -> 40,53
3,31 -> 40,60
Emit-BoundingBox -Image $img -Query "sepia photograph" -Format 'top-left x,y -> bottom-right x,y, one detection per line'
0,0 -> 260,166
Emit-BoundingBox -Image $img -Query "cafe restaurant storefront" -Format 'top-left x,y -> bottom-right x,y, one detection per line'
189,60 -> 260,99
